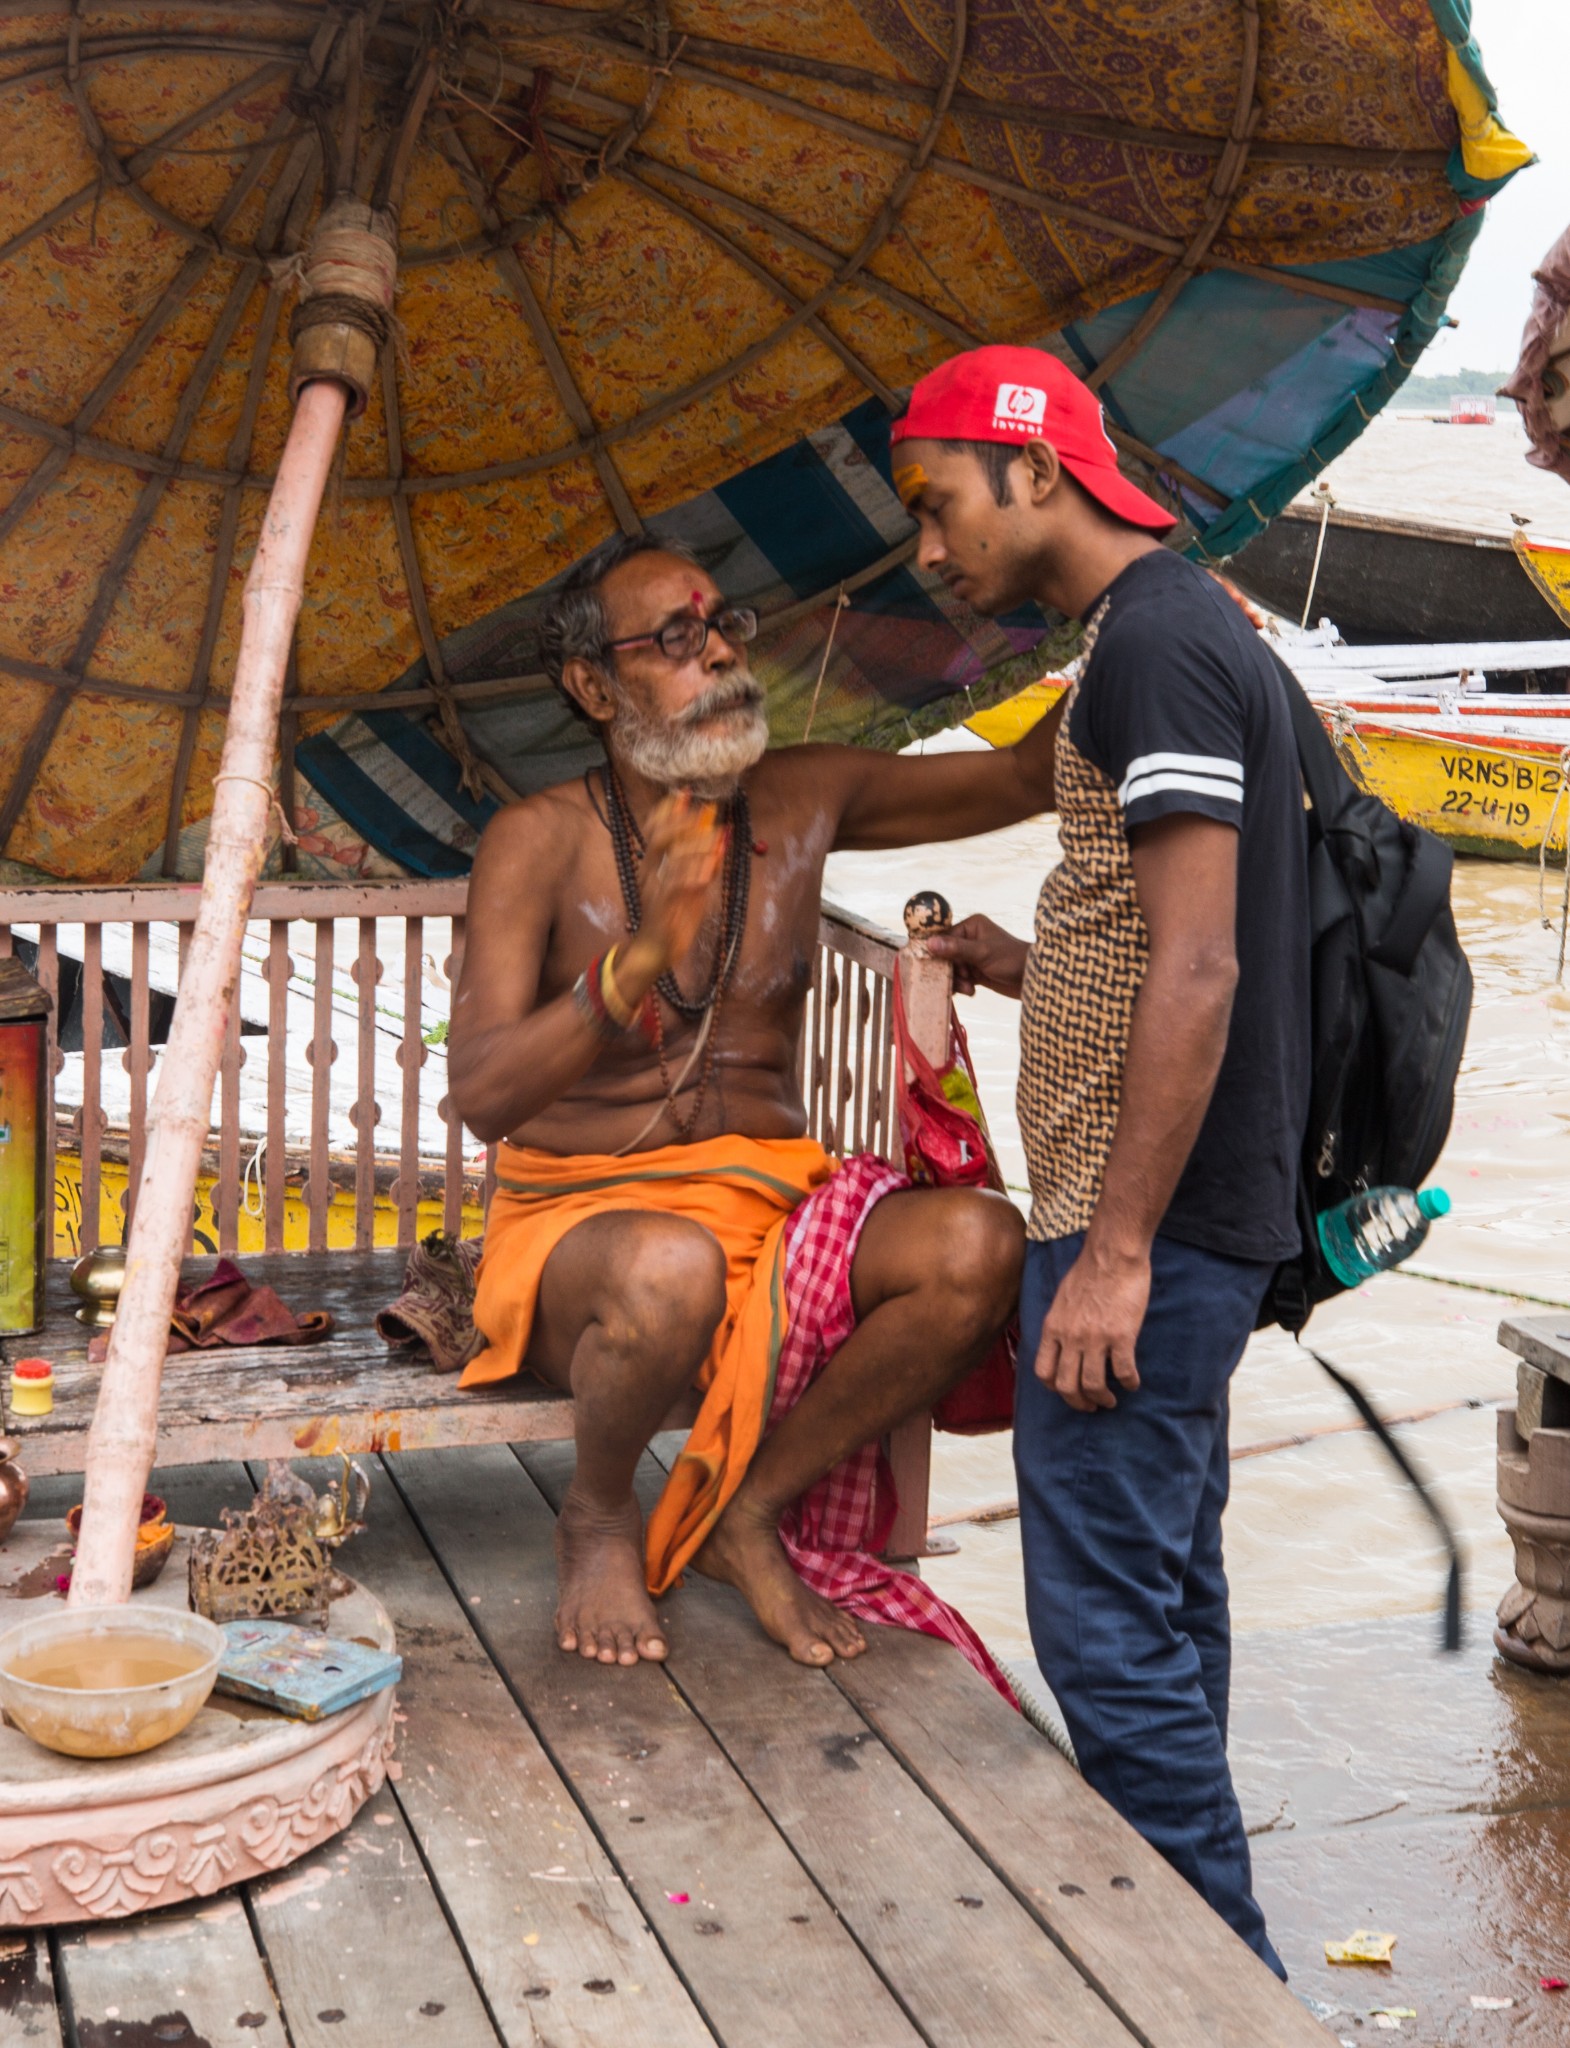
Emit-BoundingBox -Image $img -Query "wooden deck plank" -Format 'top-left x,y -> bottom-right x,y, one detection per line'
389,1444 -> 924,2048
54,1894 -> 285,2048
248,1788 -> 503,2048
523,1442 -> 1137,2048
833,1623 -> 1331,2048
0,1936 -> 64,2046
337,1455 -> 713,2048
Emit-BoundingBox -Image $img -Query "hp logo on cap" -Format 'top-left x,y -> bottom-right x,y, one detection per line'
992,383 -> 1048,433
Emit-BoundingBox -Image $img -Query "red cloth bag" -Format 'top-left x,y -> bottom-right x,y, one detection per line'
890,968 -> 1017,1433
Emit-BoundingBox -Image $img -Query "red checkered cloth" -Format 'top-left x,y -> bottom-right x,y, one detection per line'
772,1154 -> 1017,1706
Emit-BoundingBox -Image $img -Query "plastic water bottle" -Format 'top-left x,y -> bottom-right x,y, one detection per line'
1317,1185 -> 1451,1287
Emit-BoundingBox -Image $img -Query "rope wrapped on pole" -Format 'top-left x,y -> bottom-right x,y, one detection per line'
66,182 -> 409,1607
286,196 -> 399,417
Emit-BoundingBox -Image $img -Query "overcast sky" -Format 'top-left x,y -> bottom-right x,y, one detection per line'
1423,0 -> 1567,373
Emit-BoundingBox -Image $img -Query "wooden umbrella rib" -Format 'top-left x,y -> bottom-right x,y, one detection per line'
1202,255 -> 1405,318
510,12 -> 1450,173
371,62 -> 496,800
561,53 -> 1415,320
434,113 -> 644,537
624,153 -> 977,351
0,244 -> 216,555
1087,0 -> 1261,396
66,259 -> 263,681
160,121 -> 330,874
0,102 -> 291,855
614,165 -> 900,411
58,105 -> 285,676
382,351 -> 492,801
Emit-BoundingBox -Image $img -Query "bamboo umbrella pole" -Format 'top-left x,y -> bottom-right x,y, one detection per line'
66,35 -> 422,1603
67,376 -> 349,1608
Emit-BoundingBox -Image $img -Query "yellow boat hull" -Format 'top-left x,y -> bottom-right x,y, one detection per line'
51,1150 -> 484,1261
965,680 -> 1066,748
1329,720 -> 1568,861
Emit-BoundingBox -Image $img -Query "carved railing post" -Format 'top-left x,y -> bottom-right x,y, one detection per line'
884,890 -> 956,1562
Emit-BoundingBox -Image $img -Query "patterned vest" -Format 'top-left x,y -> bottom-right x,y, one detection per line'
1016,646 -> 1150,1242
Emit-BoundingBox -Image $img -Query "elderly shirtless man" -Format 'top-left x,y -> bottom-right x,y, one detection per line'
449,532 -> 1056,1672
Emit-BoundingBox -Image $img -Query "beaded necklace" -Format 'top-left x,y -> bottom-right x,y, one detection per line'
595,761 -> 754,1138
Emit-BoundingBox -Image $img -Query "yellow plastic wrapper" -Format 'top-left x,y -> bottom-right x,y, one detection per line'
1325,1930 -> 1398,1966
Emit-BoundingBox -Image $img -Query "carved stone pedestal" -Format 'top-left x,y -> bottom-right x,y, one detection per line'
1495,1405 -> 1570,1674
0,1521 -> 395,1926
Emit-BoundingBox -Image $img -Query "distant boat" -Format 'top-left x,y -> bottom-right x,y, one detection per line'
1446,394 -> 1496,425
1227,508 -> 1570,647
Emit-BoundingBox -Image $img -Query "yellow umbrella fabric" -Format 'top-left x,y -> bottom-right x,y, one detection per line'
0,2 -> 1527,882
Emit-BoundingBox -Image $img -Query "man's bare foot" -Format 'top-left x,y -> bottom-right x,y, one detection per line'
554,1487 -> 667,1666
694,1493 -> 866,1666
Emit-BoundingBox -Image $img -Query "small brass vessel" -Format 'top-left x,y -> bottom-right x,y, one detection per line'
70,1244 -> 126,1329
0,1438 -> 28,1543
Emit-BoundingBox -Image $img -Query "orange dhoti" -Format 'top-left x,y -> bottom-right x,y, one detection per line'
462,1134 -> 837,1593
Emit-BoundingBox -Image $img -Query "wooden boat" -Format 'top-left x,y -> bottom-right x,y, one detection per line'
1227,507 -> 1570,647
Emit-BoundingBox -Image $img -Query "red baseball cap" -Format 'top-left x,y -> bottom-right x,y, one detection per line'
890,346 -> 1176,532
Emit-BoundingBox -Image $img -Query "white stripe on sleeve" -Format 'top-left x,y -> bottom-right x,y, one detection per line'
1117,751 -> 1243,805
1121,769 -> 1245,809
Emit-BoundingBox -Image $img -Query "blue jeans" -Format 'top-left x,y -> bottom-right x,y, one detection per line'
1015,1231 -> 1284,1979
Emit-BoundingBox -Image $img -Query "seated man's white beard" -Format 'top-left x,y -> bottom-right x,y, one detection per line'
610,685 -> 770,791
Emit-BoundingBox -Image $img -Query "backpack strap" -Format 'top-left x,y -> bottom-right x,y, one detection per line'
1269,646 -> 1360,829
1367,828 -> 1453,976
1267,645 -> 1450,974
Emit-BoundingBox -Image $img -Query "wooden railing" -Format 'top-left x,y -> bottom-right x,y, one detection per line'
0,882 -> 901,1260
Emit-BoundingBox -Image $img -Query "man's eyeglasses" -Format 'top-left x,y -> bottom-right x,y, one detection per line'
605,604 -> 758,664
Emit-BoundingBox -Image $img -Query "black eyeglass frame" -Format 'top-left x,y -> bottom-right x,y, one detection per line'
603,604 -> 759,664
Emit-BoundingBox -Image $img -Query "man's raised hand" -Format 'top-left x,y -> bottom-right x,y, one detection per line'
628,794 -> 726,979
926,914 -> 1030,999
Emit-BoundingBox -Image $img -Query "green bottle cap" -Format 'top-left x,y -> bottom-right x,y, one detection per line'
1417,1187 -> 1451,1220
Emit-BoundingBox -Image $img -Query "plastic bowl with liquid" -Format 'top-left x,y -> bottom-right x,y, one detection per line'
0,1605 -> 224,1758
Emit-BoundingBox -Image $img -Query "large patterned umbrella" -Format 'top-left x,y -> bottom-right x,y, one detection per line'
0,1 -> 1531,886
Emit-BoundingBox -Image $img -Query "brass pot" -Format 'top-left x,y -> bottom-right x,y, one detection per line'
0,1438 -> 28,1543
70,1244 -> 126,1329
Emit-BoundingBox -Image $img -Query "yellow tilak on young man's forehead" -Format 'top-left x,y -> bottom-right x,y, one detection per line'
893,461 -> 929,510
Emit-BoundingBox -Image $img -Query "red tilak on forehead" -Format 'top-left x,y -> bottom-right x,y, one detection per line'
691,589 -> 704,609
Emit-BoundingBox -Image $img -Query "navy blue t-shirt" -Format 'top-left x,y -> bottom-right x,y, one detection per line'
1018,549 -> 1309,1263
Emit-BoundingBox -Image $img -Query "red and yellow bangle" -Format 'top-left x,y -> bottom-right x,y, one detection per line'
572,949 -> 659,1046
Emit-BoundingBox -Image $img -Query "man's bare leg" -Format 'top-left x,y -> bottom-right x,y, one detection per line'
526,1211 -> 726,1666
694,1187 -> 1023,1666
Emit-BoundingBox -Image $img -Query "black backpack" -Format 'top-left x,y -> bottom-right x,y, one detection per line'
1260,650 -> 1474,1648
1260,648 -> 1474,1335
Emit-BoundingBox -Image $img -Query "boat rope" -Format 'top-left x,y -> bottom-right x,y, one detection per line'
241,1131 -> 267,1219
1537,744 -> 1570,981
1393,1265 -> 1570,1311
1298,480 -> 1335,628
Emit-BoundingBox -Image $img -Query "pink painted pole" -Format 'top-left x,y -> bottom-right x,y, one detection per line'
68,378 -> 349,1608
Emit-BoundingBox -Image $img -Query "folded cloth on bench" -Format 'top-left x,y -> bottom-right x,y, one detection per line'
462,1134 -> 1012,1700
87,1257 -> 334,1363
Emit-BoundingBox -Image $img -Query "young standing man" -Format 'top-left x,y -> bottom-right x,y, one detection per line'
895,347 -> 1309,1976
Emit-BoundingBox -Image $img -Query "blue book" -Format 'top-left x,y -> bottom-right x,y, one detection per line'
216,1621 -> 402,1721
